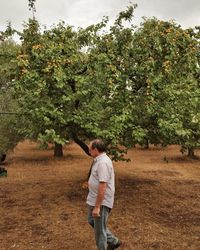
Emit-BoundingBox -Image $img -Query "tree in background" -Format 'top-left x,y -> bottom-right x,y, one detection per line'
0,39 -> 24,156
122,18 -> 200,157
159,25 -> 200,158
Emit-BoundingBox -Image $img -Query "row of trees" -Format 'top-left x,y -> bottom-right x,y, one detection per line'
0,1 -> 199,159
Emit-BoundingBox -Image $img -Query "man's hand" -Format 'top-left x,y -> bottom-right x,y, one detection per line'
92,182 -> 107,218
82,181 -> 89,189
92,206 -> 100,217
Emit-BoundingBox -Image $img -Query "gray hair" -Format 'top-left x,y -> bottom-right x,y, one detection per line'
91,139 -> 106,152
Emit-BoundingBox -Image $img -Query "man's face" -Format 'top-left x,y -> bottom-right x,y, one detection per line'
89,142 -> 99,158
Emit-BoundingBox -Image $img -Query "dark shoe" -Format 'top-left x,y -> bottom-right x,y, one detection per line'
107,240 -> 122,250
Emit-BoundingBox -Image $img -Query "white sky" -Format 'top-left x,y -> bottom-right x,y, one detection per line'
0,0 -> 199,32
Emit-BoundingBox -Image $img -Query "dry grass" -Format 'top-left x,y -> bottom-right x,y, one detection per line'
0,141 -> 200,250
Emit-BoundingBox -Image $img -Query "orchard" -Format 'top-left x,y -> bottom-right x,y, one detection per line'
0,0 -> 199,158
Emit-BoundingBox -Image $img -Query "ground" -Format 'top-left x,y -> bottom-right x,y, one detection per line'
0,141 -> 200,250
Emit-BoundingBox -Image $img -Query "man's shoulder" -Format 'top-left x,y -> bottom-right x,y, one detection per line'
98,153 -> 111,161
98,154 -> 112,166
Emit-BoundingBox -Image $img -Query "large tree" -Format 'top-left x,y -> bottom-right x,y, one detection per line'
14,12 -> 134,159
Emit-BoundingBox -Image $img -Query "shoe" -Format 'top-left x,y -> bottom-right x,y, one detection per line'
107,240 -> 122,250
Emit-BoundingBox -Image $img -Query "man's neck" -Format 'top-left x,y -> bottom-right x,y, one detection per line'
94,152 -> 105,159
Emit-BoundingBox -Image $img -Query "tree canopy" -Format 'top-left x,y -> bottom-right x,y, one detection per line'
1,2 -> 199,159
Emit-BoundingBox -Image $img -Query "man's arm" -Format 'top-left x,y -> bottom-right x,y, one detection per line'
92,182 -> 107,217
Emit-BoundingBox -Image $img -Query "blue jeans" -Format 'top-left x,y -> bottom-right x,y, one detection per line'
87,205 -> 119,250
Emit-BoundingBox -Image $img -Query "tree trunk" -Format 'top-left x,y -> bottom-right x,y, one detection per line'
71,132 -> 91,156
187,148 -> 195,158
0,154 -> 6,163
144,138 -> 149,149
54,142 -> 63,157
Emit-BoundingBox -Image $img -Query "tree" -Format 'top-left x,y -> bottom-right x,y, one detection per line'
12,18 -> 108,157
125,18 -> 200,156
0,39 -> 23,156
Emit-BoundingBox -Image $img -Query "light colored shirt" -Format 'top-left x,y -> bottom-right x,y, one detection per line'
86,153 -> 115,208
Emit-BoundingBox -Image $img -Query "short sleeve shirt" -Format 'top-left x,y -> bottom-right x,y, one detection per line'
86,153 -> 115,208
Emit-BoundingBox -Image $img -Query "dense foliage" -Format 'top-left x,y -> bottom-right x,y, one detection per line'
124,19 -> 200,156
0,40 -> 23,154
0,2 -> 199,158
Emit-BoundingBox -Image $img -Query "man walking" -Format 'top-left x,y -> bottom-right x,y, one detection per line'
87,139 -> 122,250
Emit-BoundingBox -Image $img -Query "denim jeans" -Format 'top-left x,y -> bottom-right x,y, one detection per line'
87,205 -> 119,250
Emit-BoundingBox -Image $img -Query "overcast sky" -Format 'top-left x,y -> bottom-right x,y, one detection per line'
0,0 -> 199,32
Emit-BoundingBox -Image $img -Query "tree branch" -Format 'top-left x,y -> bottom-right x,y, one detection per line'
71,132 -> 91,156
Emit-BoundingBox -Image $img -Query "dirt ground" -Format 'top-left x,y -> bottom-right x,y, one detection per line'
0,141 -> 200,250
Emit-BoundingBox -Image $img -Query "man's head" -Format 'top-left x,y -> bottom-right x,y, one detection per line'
89,139 -> 106,158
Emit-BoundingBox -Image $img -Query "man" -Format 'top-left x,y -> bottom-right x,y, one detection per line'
86,139 -> 122,250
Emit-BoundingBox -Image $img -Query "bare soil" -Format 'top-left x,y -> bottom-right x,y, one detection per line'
0,141 -> 200,250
